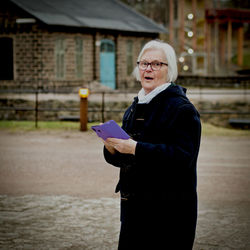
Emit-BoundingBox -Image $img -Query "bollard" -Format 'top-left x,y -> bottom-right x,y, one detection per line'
79,88 -> 89,131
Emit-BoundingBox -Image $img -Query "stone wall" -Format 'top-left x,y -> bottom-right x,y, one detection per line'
0,98 -> 130,123
1,97 -> 249,128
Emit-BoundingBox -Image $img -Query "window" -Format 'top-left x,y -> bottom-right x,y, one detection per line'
75,37 -> 83,78
126,40 -> 133,75
0,37 -> 13,80
141,40 -> 147,49
55,38 -> 65,79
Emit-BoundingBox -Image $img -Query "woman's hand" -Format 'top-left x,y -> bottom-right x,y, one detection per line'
105,138 -> 137,155
103,139 -> 116,155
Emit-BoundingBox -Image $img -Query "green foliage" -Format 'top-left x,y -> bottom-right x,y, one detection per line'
232,52 -> 250,68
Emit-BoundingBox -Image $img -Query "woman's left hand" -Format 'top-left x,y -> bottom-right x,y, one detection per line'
105,138 -> 137,155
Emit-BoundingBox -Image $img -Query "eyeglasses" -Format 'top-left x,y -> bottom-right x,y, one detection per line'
137,61 -> 168,71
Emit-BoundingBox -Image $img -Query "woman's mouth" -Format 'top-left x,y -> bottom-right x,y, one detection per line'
144,76 -> 154,81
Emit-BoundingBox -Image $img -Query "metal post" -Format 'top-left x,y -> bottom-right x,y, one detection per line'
101,92 -> 105,123
35,90 -> 38,128
79,88 -> 89,131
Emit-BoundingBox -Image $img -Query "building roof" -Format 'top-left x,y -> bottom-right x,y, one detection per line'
10,0 -> 166,34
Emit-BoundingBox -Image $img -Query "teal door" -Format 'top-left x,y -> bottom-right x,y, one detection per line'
100,40 -> 116,89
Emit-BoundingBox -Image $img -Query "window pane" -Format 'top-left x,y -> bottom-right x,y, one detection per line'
75,38 -> 83,78
126,40 -> 133,75
60,54 -> 64,78
107,43 -> 114,52
141,40 -> 147,49
100,43 -> 106,52
101,41 -> 114,52
55,38 -> 65,79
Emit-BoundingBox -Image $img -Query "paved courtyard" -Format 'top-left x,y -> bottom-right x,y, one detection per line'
0,130 -> 249,249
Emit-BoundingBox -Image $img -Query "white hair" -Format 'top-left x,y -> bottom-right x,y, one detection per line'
133,40 -> 178,83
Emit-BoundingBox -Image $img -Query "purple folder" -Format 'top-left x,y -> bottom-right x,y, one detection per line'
91,120 -> 130,140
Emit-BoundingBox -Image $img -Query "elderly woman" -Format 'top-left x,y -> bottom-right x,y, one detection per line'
103,40 -> 201,250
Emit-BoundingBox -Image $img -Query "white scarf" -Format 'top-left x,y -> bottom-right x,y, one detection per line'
138,83 -> 171,104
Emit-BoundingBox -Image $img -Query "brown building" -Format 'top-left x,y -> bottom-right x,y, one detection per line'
0,0 -> 166,91
167,0 -> 250,76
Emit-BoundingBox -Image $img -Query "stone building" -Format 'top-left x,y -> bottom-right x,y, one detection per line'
0,0 -> 165,91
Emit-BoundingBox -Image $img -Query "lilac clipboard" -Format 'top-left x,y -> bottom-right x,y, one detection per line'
91,120 -> 130,140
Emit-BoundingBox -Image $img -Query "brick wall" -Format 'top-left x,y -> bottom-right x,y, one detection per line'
1,30 -> 153,90
0,1 -> 157,91
116,35 -> 151,89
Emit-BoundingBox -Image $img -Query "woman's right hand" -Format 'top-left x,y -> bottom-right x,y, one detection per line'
102,139 -> 116,155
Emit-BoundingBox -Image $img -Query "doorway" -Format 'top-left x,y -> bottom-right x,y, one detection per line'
0,37 -> 13,80
100,39 -> 115,89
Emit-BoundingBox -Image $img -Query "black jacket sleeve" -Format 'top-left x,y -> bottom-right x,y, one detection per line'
103,146 -> 135,168
134,104 -> 201,171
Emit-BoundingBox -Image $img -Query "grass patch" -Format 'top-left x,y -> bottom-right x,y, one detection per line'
201,122 -> 250,136
0,120 -> 83,131
0,120 -> 249,137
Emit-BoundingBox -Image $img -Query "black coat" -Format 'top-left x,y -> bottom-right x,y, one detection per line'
104,84 -> 201,250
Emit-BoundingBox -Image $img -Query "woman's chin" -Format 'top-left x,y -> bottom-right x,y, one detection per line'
142,83 -> 155,94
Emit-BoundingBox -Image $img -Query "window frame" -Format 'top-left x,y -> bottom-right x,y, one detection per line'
55,38 -> 65,79
126,40 -> 133,76
75,37 -> 83,79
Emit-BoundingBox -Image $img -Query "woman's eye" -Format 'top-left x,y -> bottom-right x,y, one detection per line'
154,62 -> 160,66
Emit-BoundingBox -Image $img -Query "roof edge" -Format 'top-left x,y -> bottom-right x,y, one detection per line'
109,0 -> 167,33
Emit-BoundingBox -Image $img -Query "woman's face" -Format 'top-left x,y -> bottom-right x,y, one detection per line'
139,48 -> 168,94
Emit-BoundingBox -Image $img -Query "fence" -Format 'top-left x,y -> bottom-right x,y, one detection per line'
0,88 -> 250,128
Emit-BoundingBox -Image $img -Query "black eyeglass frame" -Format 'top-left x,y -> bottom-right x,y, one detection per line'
137,61 -> 168,71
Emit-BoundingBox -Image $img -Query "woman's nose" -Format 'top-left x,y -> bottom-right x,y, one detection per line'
145,64 -> 153,71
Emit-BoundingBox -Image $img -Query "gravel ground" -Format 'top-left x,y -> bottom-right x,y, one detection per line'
0,130 -> 250,249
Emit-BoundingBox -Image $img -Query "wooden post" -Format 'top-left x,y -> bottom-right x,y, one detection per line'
80,98 -> 88,131
204,0 -> 210,75
79,88 -> 89,131
214,21 -> 219,73
169,0 -> 174,45
237,25 -> 244,66
179,0 -> 185,53
192,0 -> 197,51
220,27 -> 226,65
227,20 -> 232,67
206,21 -> 211,74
